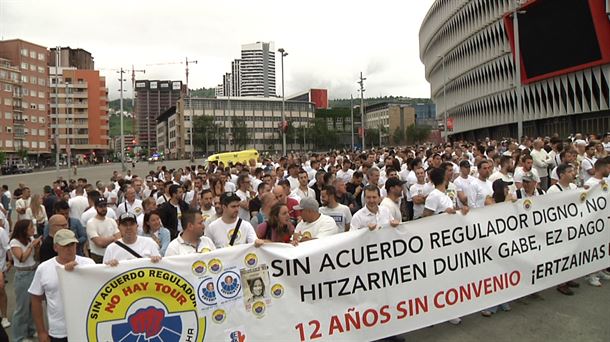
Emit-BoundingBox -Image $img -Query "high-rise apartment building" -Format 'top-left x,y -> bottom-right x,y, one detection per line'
240,42 -> 276,97
0,39 -> 50,163
222,73 -> 232,98
231,59 -> 241,97
134,80 -> 183,151
49,67 -> 109,160
50,47 -> 94,70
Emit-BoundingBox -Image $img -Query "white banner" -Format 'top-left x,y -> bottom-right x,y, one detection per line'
59,185 -> 610,341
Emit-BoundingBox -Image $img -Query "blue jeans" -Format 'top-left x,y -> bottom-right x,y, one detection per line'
486,302 -> 511,313
13,270 -> 36,342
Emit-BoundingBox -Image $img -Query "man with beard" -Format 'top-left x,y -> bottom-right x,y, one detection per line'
165,210 -> 216,256
319,186 -> 352,232
86,197 -> 121,263
200,189 -> 215,223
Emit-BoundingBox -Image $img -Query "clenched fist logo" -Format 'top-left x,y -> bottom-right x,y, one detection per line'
129,307 -> 165,338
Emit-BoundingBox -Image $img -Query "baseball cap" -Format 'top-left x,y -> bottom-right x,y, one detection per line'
118,212 -> 138,225
492,179 -> 513,193
385,178 -> 406,192
294,197 -> 319,212
220,191 -> 241,206
522,172 -> 539,183
95,196 -> 108,207
574,139 -> 587,146
54,229 -> 79,246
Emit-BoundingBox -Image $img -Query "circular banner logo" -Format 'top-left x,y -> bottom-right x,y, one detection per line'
86,267 -> 205,342
217,271 -> 241,299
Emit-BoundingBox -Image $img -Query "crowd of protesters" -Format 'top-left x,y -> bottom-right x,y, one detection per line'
0,132 -> 609,341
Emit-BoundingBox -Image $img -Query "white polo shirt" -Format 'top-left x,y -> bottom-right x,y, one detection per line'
102,236 -> 160,263
350,205 -> 394,231
165,234 -> 216,256
295,214 -> 339,238
205,217 -> 257,248
86,217 -> 119,256
28,255 -> 95,338
116,199 -> 144,217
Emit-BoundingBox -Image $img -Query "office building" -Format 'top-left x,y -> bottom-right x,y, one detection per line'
134,80 -> 184,151
49,67 -> 109,161
157,97 -> 315,158
413,102 -> 436,127
240,42 -> 276,97
420,0 -> 610,139
50,47 -> 94,70
365,103 -> 416,146
288,89 -> 329,109
0,39 -> 50,163
231,59 -> 241,97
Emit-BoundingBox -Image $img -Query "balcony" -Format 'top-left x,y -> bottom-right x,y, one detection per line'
13,132 -> 25,139
13,105 -> 23,112
13,117 -> 25,125
12,92 -> 23,99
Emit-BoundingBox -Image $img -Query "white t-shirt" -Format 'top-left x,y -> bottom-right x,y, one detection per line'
86,217 -> 119,256
10,237 -> 36,267
336,169 -> 354,183
513,168 -> 539,184
15,197 -> 31,220
224,182 -> 236,193
471,178 -> 493,208
547,183 -> 577,194
581,157 -> 596,183
165,234 -> 216,256
287,176 -> 300,191
424,189 -> 454,215
454,175 -> 475,208
28,256 -> 95,338
319,204 -> 352,232
68,196 -> 89,220
205,218 -> 257,248
350,205 -> 395,231
0,227 -> 9,271
584,177 -> 603,188
103,236 -> 161,263
236,189 -> 252,222
409,183 -> 434,219
81,206 -> 117,226
294,187 -> 316,201
116,199 -> 144,217
380,197 -> 402,223
295,214 -> 339,238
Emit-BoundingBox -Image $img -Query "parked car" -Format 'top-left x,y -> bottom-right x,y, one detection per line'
0,165 -> 11,175
13,164 -> 33,173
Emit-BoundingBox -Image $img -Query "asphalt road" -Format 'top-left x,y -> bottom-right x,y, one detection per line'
1,160 -> 609,341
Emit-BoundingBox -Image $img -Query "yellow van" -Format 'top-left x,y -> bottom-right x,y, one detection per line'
205,149 -> 259,166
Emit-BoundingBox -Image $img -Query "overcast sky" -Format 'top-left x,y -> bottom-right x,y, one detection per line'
1,0 -> 435,100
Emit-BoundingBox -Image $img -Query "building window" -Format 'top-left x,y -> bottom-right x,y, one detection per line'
29,64 -> 36,71
38,104 -> 45,111
31,141 -> 37,148
20,49 -> 28,57
39,141 -> 46,148
29,51 -> 36,59
38,53 -> 45,61
4,112 -> 10,119
3,84 -> 11,92
5,140 -> 12,148
39,129 -> 46,136
21,62 -> 28,70
21,75 -> 28,83
37,66 -> 44,74
30,76 -> 36,84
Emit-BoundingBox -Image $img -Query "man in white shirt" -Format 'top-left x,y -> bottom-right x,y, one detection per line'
29,229 -> 95,342
471,160 -> 493,208
165,210 -> 216,256
104,213 -> 162,265
410,167 -> 433,220
530,139 -> 551,190
294,169 -> 316,202
199,189 -> 216,223
380,178 -> 404,222
550,150 -> 575,186
423,167 -> 459,217
235,175 -> 255,222
286,164 -> 300,191
454,160 -> 475,209
336,159 -> 354,184
547,164 -> 577,194
81,191 -> 117,227
351,185 -> 399,231
515,172 -> 545,199
319,186 -> 352,232
68,186 -> 89,220
15,187 -> 31,221
489,155 -> 516,193
206,192 -> 260,248
86,197 -> 121,263
294,197 -> 339,240
580,143 -> 597,185
514,155 -> 539,190
116,187 -> 144,218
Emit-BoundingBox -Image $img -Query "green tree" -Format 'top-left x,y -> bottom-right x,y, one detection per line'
193,116 -> 219,154
232,118 -> 249,150
17,148 -> 28,160
406,124 -> 432,144
392,127 -> 406,146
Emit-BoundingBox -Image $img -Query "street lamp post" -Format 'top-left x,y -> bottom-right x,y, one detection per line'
118,68 -> 126,172
513,4 -> 524,140
440,55 -> 448,143
279,48 -> 288,156
350,94 -> 355,150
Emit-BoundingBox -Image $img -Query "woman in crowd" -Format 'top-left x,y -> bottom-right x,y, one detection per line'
141,211 -> 171,256
256,203 -> 295,244
594,141 -> 607,159
10,219 -> 41,341
209,177 -> 224,199
24,193 -> 47,237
